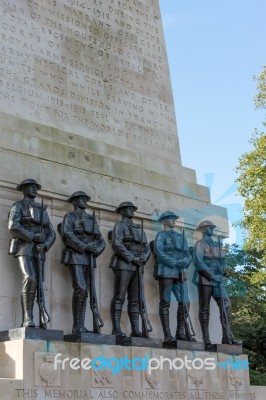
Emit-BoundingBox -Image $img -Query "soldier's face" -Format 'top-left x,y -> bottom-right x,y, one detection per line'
205,226 -> 214,236
22,184 -> 38,198
120,206 -> 135,218
73,196 -> 88,209
163,218 -> 176,228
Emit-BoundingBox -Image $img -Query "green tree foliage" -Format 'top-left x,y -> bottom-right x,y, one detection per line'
254,67 -> 266,109
232,67 -> 266,385
236,66 -> 266,264
225,244 -> 266,385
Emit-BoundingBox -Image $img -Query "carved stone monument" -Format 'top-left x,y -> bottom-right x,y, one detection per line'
0,0 -> 259,398
0,0 -> 226,339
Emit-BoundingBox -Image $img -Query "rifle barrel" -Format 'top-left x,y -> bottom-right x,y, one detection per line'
37,198 -> 50,327
89,210 -> 104,333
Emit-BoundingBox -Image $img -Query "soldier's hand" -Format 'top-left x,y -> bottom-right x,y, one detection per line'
33,233 -> 45,243
176,257 -> 189,268
132,257 -> 144,266
85,243 -> 98,254
36,243 -> 45,252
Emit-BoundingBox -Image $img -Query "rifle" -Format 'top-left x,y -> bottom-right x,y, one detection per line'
179,229 -> 196,341
138,219 -> 152,338
89,210 -> 104,334
37,199 -> 50,329
218,237 -> 232,344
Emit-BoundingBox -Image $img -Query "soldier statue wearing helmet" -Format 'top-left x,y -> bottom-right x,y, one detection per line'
8,179 -> 56,328
194,220 -> 241,346
109,201 -> 151,337
154,211 -> 195,343
60,191 -> 106,334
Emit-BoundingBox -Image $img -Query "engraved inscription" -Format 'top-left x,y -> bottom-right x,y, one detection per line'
13,389 -> 258,399
0,0 -> 180,160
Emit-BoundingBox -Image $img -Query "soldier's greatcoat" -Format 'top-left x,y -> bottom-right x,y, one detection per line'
110,220 -> 150,271
8,199 -> 55,258
61,211 -> 106,266
194,237 -> 226,286
154,230 -> 191,280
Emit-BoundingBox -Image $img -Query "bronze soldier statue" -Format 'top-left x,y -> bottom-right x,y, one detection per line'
60,191 -> 106,334
194,220 -> 241,345
8,179 -> 56,328
109,201 -> 151,337
154,211 -> 195,343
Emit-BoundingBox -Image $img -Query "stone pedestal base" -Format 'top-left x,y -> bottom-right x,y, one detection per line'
0,338 -> 252,400
116,335 -> 162,348
0,327 -> 64,342
64,332 -> 116,345
163,339 -> 205,351
205,343 -> 218,352
205,343 -> 243,355
129,336 -> 162,348
217,343 -> 243,355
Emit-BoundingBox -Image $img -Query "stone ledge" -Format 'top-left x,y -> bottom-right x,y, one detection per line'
217,343 -> 243,355
0,113 -> 196,181
116,336 -> 162,348
0,328 -> 64,342
0,131 -> 206,201
163,340 -> 205,351
64,332 -> 116,345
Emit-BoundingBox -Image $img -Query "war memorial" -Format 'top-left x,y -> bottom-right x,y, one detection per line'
0,0 -> 264,399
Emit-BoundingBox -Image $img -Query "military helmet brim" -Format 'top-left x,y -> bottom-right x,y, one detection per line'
67,191 -> 91,203
158,211 -> 179,222
115,201 -> 138,213
16,179 -> 42,191
196,220 -> 216,230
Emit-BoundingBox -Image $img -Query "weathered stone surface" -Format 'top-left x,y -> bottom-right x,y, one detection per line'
0,327 -> 64,342
64,332 -> 116,345
121,336 -> 162,348
163,340 -> 205,352
217,343 -> 243,356
250,386 -> 266,400
0,339 -> 255,399
0,379 -> 23,400
0,0 -> 181,165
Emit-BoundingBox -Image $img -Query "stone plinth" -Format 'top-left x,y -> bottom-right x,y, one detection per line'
217,343 -> 243,356
163,340 -> 205,352
116,336 -> 162,348
64,332 -> 116,345
0,327 -> 64,342
0,339 -> 254,400
250,386 -> 266,400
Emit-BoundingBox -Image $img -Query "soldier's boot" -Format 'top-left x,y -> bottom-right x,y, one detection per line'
159,309 -> 175,342
221,310 -> 242,345
222,330 -> 242,345
72,300 -> 84,334
199,312 -> 211,345
129,312 -> 142,337
21,293 -> 35,328
110,305 -> 126,336
79,297 -> 89,333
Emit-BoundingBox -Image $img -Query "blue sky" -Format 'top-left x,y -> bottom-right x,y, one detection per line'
159,0 -> 266,242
